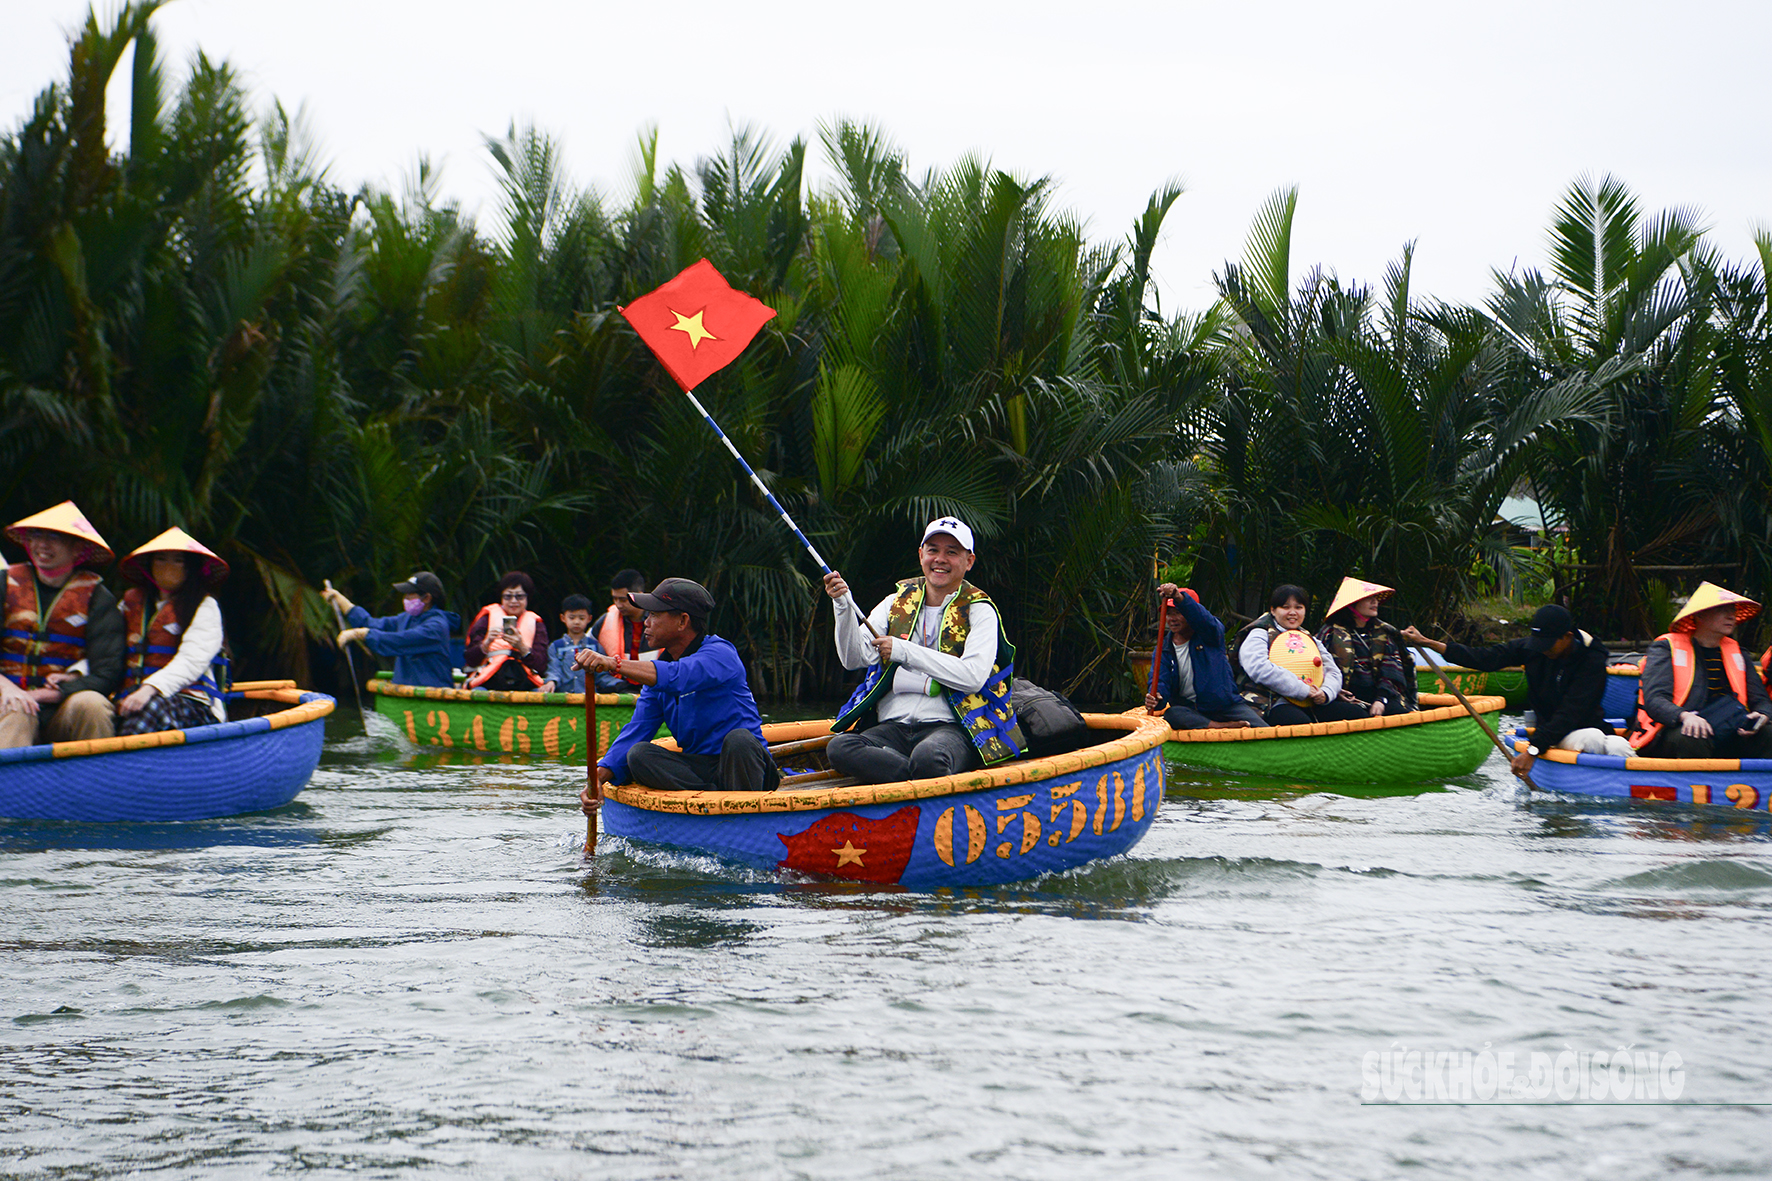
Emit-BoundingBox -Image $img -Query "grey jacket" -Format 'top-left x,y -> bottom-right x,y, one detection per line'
1636,636 -> 1772,727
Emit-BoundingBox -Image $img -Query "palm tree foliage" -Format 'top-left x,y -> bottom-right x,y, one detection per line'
5,7 -> 1771,703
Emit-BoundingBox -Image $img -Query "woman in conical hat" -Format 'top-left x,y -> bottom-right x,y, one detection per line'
114,527 -> 231,736
1230,583 -> 1370,727
1317,576 -> 1418,718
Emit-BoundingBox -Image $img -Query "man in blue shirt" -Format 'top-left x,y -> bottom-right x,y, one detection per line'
1145,583 -> 1267,730
574,578 -> 777,809
325,571 -> 462,689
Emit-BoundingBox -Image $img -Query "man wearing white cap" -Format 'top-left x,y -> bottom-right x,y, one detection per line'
822,518 -> 1025,783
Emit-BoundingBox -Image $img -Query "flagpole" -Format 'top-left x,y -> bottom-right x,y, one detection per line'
679,386 -> 878,637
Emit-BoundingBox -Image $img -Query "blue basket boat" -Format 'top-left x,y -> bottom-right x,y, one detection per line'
0,682 -> 334,822
1601,663 -> 1641,720
601,712 -> 1171,888
1507,725 -> 1772,811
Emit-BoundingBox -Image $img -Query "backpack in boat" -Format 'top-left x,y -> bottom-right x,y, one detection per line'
1013,677 -> 1091,757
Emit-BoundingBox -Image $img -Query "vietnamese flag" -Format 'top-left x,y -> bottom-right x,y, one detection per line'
619,259 -> 778,392
776,806 -> 921,884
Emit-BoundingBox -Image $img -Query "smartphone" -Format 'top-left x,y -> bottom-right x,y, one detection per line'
502,618 -> 516,636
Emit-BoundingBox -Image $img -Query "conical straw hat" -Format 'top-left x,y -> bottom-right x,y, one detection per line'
120,527 -> 229,586
1670,581 -> 1760,632
5,501 -> 113,564
1326,576 -> 1394,621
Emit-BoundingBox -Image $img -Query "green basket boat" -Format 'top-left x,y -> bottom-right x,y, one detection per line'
1146,692 -> 1508,783
1415,665 -> 1527,707
368,680 -> 652,761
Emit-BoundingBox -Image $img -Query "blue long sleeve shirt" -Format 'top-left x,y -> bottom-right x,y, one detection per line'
347,604 -> 461,689
1156,595 -> 1242,712
599,633 -> 765,783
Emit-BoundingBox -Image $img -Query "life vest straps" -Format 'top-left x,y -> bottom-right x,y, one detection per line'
465,604 -> 544,688
118,588 -> 227,706
1,565 -> 101,688
1631,632 -> 1748,749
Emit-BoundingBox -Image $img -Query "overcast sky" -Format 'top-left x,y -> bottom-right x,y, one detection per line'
6,0 -> 1769,312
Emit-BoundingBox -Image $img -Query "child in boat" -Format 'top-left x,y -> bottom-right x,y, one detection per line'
1317,576 -> 1418,718
114,529 -> 229,736
324,572 -> 462,689
541,593 -> 608,693
1232,584 -> 1368,727
1145,584 -> 1267,730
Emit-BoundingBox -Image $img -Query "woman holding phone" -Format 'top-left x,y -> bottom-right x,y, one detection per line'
464,571 -> 550,691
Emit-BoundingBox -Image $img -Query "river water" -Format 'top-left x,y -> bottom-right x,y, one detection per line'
3,706 -> 1769,1179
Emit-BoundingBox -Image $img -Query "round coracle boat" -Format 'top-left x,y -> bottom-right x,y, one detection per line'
1415,665 -> 1527,708
368,679 -> 655,761
1507,727 -> 1772,811
1600,663 -> 1642,719
601,712 -> 1171,888
1146,692 -> 1507,783
0,681 -> 333,822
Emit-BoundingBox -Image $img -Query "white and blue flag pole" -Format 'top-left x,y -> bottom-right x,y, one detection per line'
681,387 -> 877,636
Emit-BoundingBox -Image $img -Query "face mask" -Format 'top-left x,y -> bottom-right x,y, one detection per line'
403,596 -> 425,615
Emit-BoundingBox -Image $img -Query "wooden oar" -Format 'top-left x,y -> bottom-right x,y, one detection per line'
1410,644 -> 1539,790
323,580 -> 366,718
1146,597 -> 1168,712
767,734 -> 835,758
584,685 -> 598,856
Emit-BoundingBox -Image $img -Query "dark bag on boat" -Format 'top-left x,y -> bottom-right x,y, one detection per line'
1013,677 -> 1091,757
1697,693 -> 1752,737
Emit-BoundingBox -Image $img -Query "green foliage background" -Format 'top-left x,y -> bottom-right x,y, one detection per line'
6,6 -> 1771,699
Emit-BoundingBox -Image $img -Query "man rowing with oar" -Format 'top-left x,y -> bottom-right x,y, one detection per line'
1403,604 -> 1628,780
821,517 -> 1025,784
573,578 -> 778,816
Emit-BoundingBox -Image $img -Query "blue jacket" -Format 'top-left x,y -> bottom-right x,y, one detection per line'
600,633 -> 765,783
348,604 -> 462,689
543,633 -> 626,694
1156,595 -> 1242,712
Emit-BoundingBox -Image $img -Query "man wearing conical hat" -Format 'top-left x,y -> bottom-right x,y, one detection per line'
1405,604 -> 1630,779
0,502 -> 125,748
1630,582 -> 1772,760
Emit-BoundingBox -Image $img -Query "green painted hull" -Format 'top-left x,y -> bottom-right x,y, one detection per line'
1416,665 -> 1527,708
368,680 -> 647,761
1161,698 -> 1504,783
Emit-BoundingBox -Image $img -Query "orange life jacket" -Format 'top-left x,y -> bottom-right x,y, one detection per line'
465,604 -> 543,688
1631,632 -> 1749,749
0,563 -> 102,689
118,588 -> 226,706
598,605 -> 639,660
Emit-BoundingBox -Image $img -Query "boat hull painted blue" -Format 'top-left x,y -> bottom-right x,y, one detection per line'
0,692 -> 332,822
603,743 -> 1166,888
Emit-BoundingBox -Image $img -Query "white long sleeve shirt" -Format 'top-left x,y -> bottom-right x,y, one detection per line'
834,590 -> 999,725
141,595 -> 227,722
1238,627 -> 1342,701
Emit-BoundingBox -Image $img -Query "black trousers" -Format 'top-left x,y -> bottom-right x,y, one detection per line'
625,729 -> 781,792
828,720 -> 982,784
1639,725 -> 1772,761
1264,697 -> 1371,727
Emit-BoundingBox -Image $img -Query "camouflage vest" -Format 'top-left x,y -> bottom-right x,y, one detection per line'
833,578 -> 1025,765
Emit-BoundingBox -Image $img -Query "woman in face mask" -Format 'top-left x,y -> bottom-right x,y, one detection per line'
322,572 -> 463,689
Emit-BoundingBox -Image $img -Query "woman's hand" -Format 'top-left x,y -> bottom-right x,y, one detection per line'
322,586 -> 354,614
1308,687 -> 1327,706
336,627 -> 368,649
1368,699 -> 1385,718
119,685 -> 157,716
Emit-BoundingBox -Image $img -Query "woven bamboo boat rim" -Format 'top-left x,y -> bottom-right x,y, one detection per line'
1152,692 -> 1507,743
1605,663 -> 1642,675
605,712 -> 1171,816
1507,735 -> 1771,774
367,679 -> 639,707
4,683 -> 334,763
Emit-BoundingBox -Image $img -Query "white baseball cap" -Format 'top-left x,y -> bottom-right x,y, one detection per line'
921,517 -> 975,552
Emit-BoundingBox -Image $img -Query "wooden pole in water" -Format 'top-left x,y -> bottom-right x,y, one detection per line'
584,685 -> 598,856
1410,644 -> 1539,790
323,580 -> 366,719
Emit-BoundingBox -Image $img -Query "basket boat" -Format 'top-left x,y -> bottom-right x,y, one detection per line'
368,679 -> 654,761
1415,665 -> 1527,707
0,681 -> 334,822
600,712 -> 1171,888
1145,692 -> 1507,783
1506,727 -> 1772,811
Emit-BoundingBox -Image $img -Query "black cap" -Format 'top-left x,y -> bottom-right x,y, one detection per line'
629,577 -> 714,619
1525,604 -> 1573,653
393,571 -> 445,604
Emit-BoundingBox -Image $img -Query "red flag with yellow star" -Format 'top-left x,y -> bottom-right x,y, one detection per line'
618,258 -> 778,392
776,806 -> 921,884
